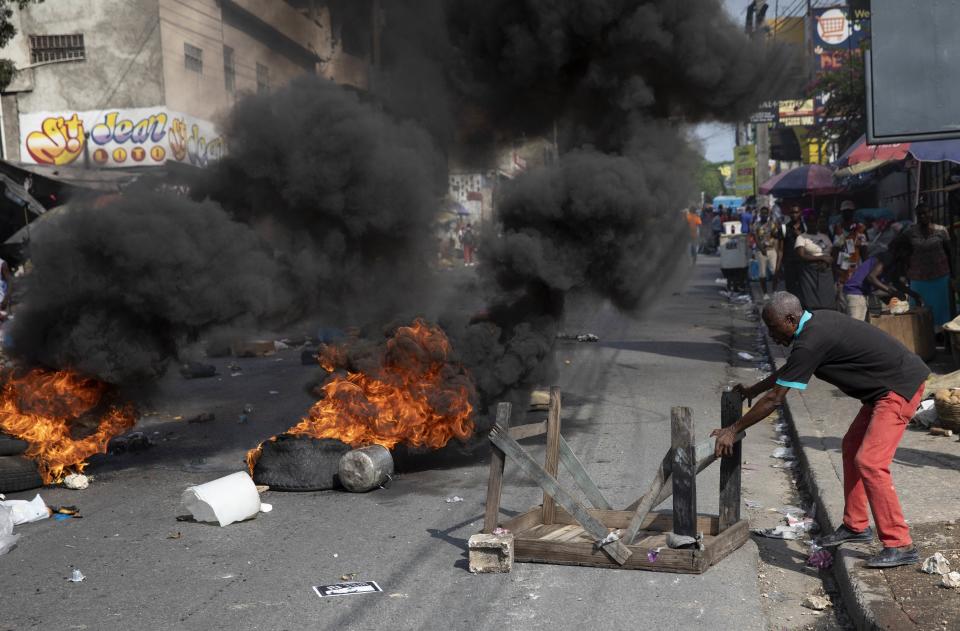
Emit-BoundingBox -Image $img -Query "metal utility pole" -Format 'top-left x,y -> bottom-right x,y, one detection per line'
751,1 -> 771,203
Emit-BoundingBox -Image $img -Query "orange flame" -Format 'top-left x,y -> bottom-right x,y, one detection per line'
248,320 -> 474,471
0,369 -> 137,483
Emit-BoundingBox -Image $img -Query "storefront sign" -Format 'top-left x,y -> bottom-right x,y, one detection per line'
20,107 -> 225,168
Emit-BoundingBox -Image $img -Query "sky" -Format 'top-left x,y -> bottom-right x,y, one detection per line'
694,0 -> 750,163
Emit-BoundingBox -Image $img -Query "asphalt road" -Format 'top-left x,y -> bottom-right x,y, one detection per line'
1,259 -> 768,631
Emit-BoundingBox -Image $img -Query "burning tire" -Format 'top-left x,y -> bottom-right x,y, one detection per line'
0,455 -> 43,493
0,434 -> 28,456
252,435 -> 351,491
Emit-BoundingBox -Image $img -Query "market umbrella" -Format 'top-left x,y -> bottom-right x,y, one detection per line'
758,164 -> 837,197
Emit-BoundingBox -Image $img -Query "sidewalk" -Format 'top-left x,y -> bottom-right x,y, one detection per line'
765,328 -> 960,630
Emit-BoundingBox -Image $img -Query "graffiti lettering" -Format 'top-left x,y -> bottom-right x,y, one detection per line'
22,107 -> 222,168
25,114 -> 86,166
90,112 -> 167,146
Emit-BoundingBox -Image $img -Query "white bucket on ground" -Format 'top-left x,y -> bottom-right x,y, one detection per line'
181,471 -> 262,527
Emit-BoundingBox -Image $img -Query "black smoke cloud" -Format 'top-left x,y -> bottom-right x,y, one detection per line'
199,76 -> 447,326
10,77 -> 448,384
10,194 -> 290,383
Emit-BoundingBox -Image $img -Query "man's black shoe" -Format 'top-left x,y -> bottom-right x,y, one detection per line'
865,545 -> 919,568
817,524 -> 874,548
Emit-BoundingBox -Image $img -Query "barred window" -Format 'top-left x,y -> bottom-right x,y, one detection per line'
29,34 -> 85,64
184,42 -> 203,73
256,63 -> 269,94
223,46 -> 235,92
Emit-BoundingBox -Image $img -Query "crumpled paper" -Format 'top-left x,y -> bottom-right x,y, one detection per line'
922,552 -> 951,575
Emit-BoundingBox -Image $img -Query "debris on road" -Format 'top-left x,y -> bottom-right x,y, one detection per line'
62,473 -> 89,490
259,503 -> 273,513
68,569 -> 85,583
751,525 -> 799,540
806,546 -> 833,569
231,340 -> 275,358
744,499 -> 762,508
167,531 -> 181,539
238,404 -> 253,424
109,431 -> 152,454
179,362 -> 217,379
492,527 -> 510,536
180,471 -> 263,527
737,352 -> 754,361
338,445 -> 394,493
0,494 -> 48,524
469,532 -> 514,573
186,412 -> 215,424
771,447 -> 795,460
929,427 -> 953,437
444,495 -> 464,503
912,399 -> 938,428
923,552 -> 951,575
313,581 -> 383,597
556,332 -> 599,342
941,571 -> 960,588
801,594 -> 831,611
0,505 -> 19,555
340,573 -> 357,581
255,485 -> 269,493
228,363 -> 242,376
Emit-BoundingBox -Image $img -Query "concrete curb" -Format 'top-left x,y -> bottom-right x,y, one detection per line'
758,321 -> 916,631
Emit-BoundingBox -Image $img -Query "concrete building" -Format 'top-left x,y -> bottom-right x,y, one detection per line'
0,0 -> 376,168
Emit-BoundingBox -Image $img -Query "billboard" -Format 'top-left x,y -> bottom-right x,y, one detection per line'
866,0 -> 960,143
20,106 -> 225,168
734,144 -> 756,198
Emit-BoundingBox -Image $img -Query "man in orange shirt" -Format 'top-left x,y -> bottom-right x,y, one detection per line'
686,207 -> 702,265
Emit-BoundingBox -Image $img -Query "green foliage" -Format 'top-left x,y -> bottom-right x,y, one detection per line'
697,160 -> 727,201
0,1 -> 42,91
805,49 -> 866,156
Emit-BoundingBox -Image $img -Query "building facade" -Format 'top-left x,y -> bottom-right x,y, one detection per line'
0,0 -> 375,168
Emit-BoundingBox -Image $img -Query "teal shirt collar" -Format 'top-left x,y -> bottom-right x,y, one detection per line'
794,310 -> 812,338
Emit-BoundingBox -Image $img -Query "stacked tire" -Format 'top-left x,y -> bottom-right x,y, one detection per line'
0,434 -> 42,493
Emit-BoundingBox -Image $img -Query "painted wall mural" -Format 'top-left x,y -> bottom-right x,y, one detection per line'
20,107 -> 225,168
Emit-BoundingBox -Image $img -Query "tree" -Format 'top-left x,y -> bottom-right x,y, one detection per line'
0,1 -> 43,91
697,159 -> 728,202
805,48 -> 866,158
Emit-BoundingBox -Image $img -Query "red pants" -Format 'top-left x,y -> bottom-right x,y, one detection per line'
463,245 -> 474,264
841,384 -> 923,547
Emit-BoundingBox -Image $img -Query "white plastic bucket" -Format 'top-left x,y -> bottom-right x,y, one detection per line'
180,471 -> 261,527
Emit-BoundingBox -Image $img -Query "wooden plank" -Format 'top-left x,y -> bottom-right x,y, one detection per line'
508,421 -> 547,440
482,402 -> 513,533
622,449 -> 672,546
488,424 -> 633,564
541,387 -> 562,525
558,435 -> 613,510
563,507 -> 720,535
500,507 -> 542,534
703,519 -> 750,567
671,407 -> 697,538
512,538 -> 701,574
624,431 -> 745,513
540,524 -> 580,541
719,390 -> 743,532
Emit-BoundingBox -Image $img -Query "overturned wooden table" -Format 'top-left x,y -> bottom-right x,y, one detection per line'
480,388 -> 749,574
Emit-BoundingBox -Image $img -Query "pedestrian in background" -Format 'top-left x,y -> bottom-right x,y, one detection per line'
751,206 -> 782,299
461,223 -> 477,266
901,203 -> 952,330
842,240 -> 921,321
740,204 -> 754,235
782,204 -> 808,298
686,207 -> 702,265
794,215 -> 836,311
